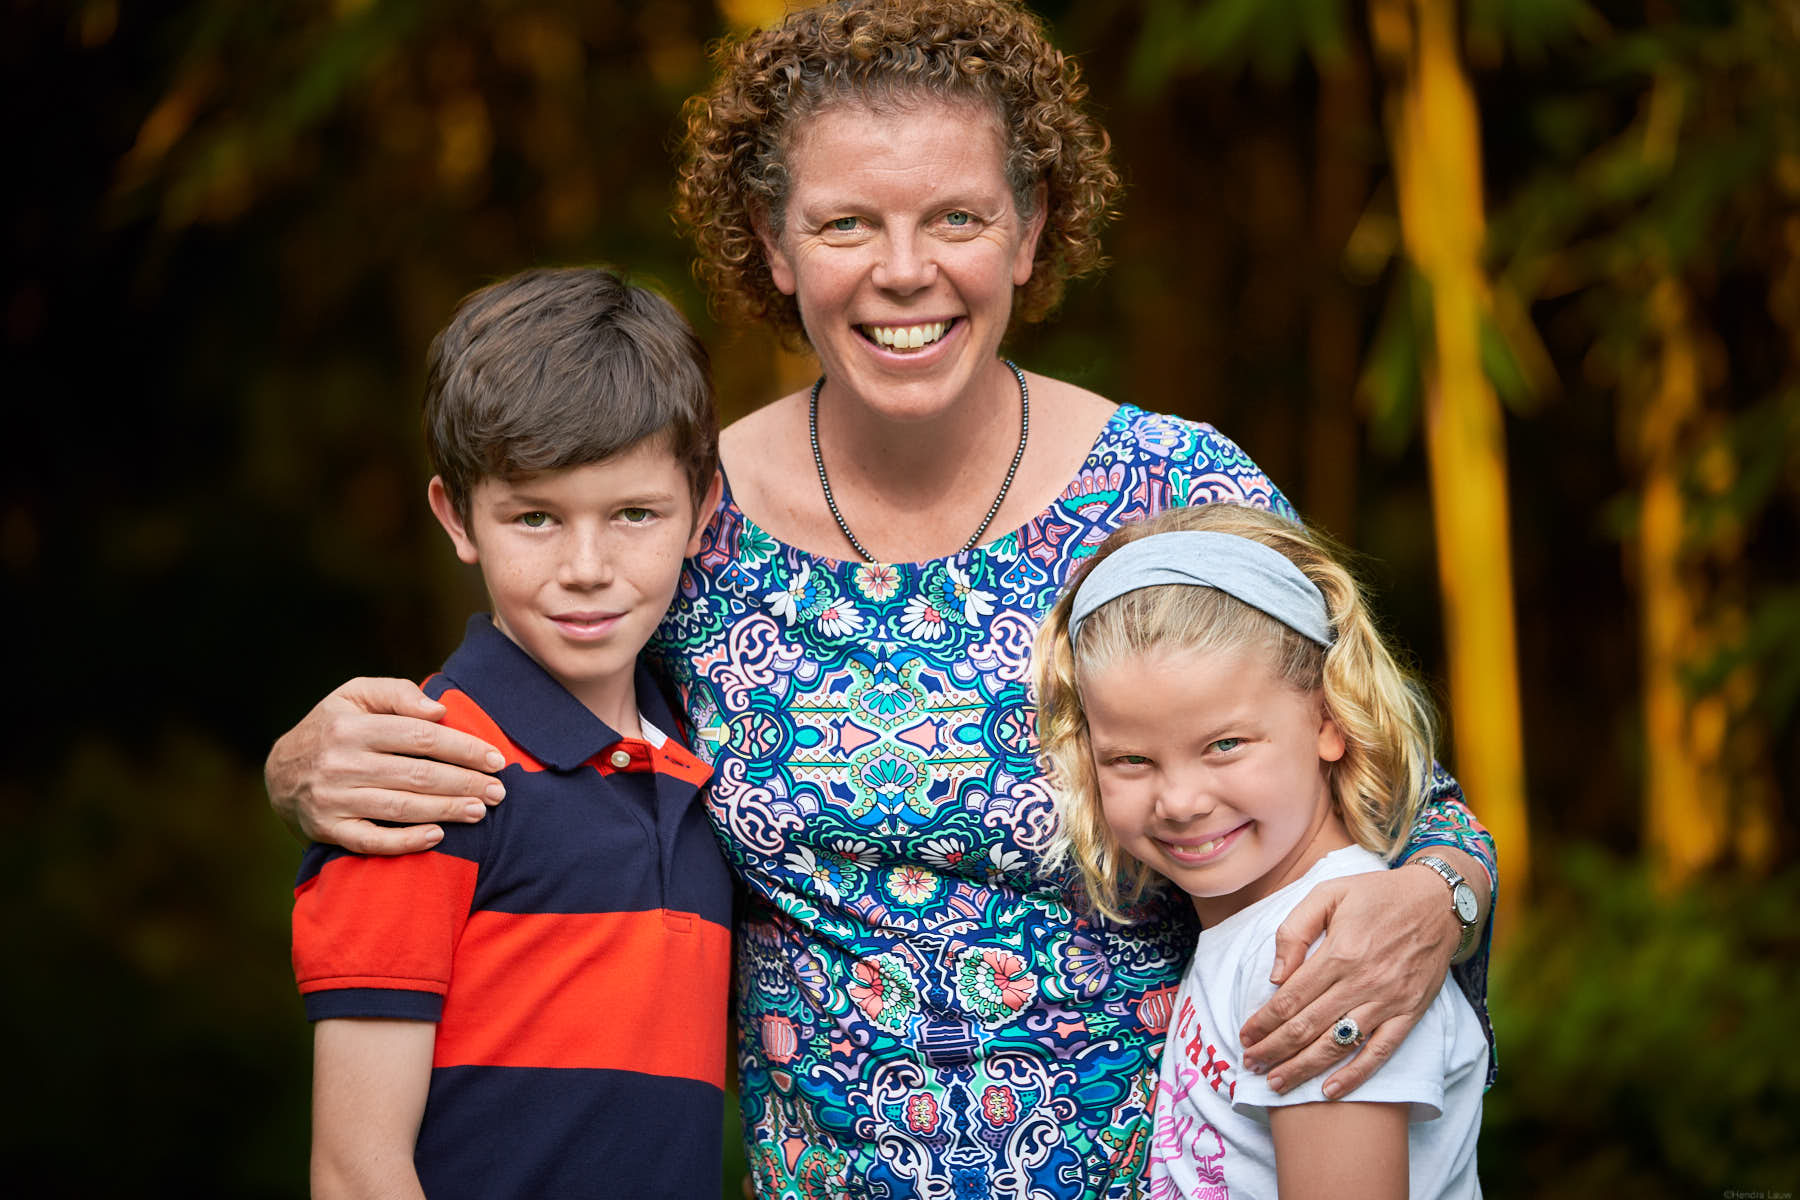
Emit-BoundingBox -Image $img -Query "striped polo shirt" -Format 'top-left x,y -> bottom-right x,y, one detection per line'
292,614 -> 731,1199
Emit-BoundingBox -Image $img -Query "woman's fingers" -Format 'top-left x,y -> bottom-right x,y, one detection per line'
1317,1010 -> 1416,1100
266,677 -> 506,849
321,812 -> 449,857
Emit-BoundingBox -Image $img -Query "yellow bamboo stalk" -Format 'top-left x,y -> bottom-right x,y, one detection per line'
1374,0 -> 1530,925
1637,278 -> 1734,887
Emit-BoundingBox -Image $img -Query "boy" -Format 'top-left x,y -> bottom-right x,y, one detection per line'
291,267 -> 729,1199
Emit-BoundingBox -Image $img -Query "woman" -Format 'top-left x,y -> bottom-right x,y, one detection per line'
268,2 -> 1496,1195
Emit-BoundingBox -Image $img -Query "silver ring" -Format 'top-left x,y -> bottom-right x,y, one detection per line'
1329,1016 -> 1364,1048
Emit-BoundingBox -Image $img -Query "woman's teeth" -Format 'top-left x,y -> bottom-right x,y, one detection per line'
863,321 -> 949,350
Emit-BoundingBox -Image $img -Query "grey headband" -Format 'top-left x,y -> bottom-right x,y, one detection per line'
1068,530 -> 1335,648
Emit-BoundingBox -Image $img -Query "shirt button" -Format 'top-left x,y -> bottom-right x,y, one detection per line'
609,749 -> 632,769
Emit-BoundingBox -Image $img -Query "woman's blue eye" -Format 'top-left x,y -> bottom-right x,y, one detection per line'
830,217 -> 859,232
945,210 -> 971,226
519,512 -> 550,528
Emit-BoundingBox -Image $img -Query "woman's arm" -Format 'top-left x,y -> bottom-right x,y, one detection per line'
1268,1100 -> 1409,1200
311,1018 -> 435,1200
267,677 -> 507,854
1238,783 -> 1496,1097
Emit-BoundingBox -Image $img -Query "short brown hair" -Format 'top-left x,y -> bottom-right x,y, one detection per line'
675,0 -> 1119,341
423,267 -> 718,524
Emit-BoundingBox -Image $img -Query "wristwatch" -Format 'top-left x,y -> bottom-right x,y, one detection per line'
1413,854 -> 1481,959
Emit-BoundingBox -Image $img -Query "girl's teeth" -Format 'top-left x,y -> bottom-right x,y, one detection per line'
864,321 -> 948,350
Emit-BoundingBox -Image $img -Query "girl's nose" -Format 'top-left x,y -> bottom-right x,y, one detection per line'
1154,777 -> 1217,823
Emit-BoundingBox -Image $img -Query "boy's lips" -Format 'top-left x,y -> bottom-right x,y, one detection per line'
1157,822 -> 1250,866
549,610 -> 625,640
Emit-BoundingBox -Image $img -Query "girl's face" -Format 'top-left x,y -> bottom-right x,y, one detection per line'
1082,643 -> 1348,926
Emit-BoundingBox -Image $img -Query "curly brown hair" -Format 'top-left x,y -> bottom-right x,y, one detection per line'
675,0 -> 1120,341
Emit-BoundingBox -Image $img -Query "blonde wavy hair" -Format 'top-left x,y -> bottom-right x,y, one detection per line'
1032,504 -> 1437,923
675,0 -> 1119,341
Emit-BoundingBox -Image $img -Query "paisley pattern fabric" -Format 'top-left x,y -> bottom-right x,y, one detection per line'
647,406 -> 1496,1199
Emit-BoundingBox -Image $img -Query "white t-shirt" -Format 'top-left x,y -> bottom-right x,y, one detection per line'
1148,845 -> 1486,1199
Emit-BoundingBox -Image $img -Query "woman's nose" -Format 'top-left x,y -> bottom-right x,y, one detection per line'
872,227 -> 936,293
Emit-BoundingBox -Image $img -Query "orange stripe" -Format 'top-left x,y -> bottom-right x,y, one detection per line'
293,851 -> 479,995
435,909 -> 730,1086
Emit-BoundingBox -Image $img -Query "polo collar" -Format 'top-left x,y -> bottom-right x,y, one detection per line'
438,614 -> 682,772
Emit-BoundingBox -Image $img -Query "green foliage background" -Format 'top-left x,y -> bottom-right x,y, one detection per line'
6,1 -> 1794,1195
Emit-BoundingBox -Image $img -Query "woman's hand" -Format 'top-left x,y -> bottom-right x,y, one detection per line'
1238,858 -> 1475,1098
266,677 -> 507,854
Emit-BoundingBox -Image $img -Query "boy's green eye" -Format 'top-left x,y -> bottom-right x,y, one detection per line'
518,512 -> 550,528
619,507 -> 653,524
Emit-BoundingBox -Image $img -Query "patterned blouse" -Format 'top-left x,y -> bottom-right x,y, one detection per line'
647,405 -> 1496,1199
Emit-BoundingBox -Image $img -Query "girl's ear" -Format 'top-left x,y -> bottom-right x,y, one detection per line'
1316,704 -> 1347,764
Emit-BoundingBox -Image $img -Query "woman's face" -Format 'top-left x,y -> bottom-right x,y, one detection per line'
759,96 -> 1046,426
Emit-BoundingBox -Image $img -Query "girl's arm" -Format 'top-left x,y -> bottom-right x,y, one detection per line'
1237,779 -> 1497,1098
1269,1101 -> 1409,1200
311,1018 -> 434,1200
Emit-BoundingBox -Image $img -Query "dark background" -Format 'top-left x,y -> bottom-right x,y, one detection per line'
6,1 -> 1796,1195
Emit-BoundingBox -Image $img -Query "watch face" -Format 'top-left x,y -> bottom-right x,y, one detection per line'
1452,883 -> 1480,924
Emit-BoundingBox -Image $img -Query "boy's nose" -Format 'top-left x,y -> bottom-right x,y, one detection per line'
560,531 -> 614,588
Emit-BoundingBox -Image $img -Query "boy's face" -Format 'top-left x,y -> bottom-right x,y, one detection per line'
428,439 -> 719,727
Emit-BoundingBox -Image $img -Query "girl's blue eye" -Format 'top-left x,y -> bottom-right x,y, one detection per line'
1210,737 -> 1242,754
519,512 -> 550,528
945,210 -> 971,226
1115,754 -> 1150,766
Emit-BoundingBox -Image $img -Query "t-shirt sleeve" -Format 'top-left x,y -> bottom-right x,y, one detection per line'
1227,928 -> 1451,1124
291,833 -> 482,1023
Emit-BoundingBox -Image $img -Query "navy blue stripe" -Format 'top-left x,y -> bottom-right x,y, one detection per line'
414,1065 -> 722,1200
305,988 -> 442,1022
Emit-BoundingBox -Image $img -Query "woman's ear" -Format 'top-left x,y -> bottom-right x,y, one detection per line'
427,476 -> 481,566
752,206 -> 797,296
1012,182 -> 1049,286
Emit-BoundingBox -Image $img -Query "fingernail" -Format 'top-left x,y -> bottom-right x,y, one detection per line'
1323,1081 -> 1342,1100
485,781 -> 506,802
422,826 -> 444,846
463,803 -> 487,820
1267,1075 -> 1284,1093
1244,1059 -> 1265,1075
485,751 -> 505,771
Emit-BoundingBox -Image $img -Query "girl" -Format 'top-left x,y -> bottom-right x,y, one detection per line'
1033,503 -> 1486,1199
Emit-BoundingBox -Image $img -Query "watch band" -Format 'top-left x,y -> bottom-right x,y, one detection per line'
1413,854 -> 1479,958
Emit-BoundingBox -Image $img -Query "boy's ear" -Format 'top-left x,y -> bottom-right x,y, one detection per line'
751,205 -> 796,296
685,468 -> 724,557
427,477 -> 481,566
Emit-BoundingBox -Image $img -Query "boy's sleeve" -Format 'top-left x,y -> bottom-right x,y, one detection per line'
292,836 -> 481,1022
1395,762 -> 1498,1085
